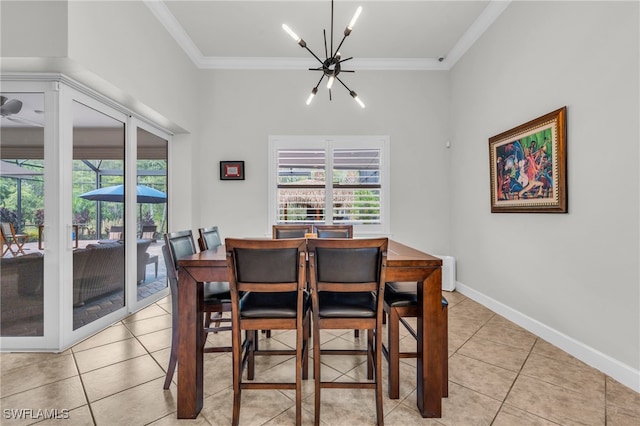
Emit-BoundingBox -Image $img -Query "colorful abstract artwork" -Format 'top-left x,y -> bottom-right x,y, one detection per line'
489,107 -> 567,213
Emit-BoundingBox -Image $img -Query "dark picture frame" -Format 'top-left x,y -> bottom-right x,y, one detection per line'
489,107 -> 567,213
220,161 -> 245,180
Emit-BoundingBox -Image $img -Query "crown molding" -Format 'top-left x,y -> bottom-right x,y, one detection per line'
144,0 -> 511,71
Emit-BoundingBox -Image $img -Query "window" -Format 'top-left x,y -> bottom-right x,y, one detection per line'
269,136 -> 390,235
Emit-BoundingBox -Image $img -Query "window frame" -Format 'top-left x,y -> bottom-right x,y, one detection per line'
268,135 -> 390,236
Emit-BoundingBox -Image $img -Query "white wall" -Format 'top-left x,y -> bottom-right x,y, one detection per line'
450,1 -> 639,388
66,0 -> 201,232
0,1 -> 68,58
194,69 -> 452,253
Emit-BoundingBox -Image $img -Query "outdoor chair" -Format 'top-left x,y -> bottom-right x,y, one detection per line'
108,225 -> 124,241
225,237 -> 310,426
307,237 -> 388,426
383,282 -> 448,399
140,225 -> 157,242
272,224 -> 313,239
1,222 -> 28,256
162,230 -> 232,390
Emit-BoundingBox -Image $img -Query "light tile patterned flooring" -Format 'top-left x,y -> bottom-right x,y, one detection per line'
1,291 -> 638,425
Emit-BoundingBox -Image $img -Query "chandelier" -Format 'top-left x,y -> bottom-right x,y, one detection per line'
282,0 -> 365,108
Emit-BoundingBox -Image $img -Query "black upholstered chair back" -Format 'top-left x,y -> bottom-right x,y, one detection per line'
272,224 -> 313,239
314,224 -> 353,239
233,248 -> 299,283
165,230 -> 197,270
198,226 -> 222,251
226,238 -> 306,292
316,247 -> 379,283
308,238 -> 387,290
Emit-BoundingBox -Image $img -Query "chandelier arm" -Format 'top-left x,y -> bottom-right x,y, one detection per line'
324,29 -> 328,59
303,45 -> 325,65
335,75 -> 353,92
339,70 -> 355,73
314,74 -> 325,89
338,57 -> 354,64
331,34 -> 349,60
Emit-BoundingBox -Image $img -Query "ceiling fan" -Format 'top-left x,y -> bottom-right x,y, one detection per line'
1,96 -> 23,116
282,0 -> 365,108
1,95 -> 44,127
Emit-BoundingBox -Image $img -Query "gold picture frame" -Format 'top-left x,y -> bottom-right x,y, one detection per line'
489,107 -> 567,213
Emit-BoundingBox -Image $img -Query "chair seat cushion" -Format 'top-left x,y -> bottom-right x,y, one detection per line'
384,282 -> 448,308
203,281 -> 231,303
318,291 -> 376,318
240,291 -> 310,318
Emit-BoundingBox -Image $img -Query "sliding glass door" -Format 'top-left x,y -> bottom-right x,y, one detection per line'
0,76 -> 172,351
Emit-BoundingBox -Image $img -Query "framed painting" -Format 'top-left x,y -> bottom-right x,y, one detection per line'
489,107 -> 567,213
220,161 -> 245,180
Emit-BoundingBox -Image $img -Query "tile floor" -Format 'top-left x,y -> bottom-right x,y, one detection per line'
1,291 -> 638,425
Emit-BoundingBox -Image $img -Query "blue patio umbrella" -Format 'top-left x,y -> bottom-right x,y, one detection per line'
79,184 -> 166,204
79,185 -> 166,238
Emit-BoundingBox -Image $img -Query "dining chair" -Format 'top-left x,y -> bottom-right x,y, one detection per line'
161,230 -> 232,390
307,237 -> 388,426
197,226 -> 228,330
383,281 -> 448,399
272,223 -> 313,239
0,222 -> 28,256
225,237 -> 310,426
197,225 -> 222,251
314,224 -> 361,338
265,223 -> 313,339
313,224 -> 353,238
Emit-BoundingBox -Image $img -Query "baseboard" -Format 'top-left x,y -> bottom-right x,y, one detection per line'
455,281 -> 640,393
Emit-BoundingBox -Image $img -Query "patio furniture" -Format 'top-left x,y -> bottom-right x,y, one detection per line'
0,253 -> 44,334
1,222 -> 28,256
140,225 -> 157,242
72,239 -> 152,306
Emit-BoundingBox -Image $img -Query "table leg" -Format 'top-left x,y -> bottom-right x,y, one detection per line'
177,268 -> 204,418
416,267 -> 443,417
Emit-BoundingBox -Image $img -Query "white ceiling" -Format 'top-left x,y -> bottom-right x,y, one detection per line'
148,0 -> 511,70
1,1 -> 511,129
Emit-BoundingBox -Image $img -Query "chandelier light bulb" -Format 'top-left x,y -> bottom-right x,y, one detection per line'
327,75 -> 335,89
348,6 -> 362,30
350,91 -> 365,108
306,88 -> 318,105
282,24 -> 300,43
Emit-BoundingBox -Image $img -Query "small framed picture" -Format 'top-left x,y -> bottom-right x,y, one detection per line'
220,161 -> 245,180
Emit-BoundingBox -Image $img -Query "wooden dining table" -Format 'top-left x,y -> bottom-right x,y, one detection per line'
176,239 -> 444,418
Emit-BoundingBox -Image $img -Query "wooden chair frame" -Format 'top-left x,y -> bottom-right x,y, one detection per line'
271,223 -> 313,239
162,230 -> 232,390
197,226 -> 222,251
225,237 -> 310,426
307,237 -> 388,426
382,283 -> 448,399
1,222 -> 28,256
313,224 -> 353,238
